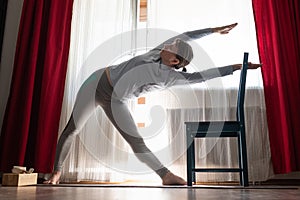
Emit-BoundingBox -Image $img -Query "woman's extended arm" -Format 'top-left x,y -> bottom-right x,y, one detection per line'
153,23 -> 238,50
167,62 -> 262,86
232,62 -> 262,71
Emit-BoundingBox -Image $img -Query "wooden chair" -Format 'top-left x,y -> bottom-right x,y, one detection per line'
185,52 -> 249,186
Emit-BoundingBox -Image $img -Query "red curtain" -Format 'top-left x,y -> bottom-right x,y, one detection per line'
252,0 -> 300,173
0,0 -> 73,173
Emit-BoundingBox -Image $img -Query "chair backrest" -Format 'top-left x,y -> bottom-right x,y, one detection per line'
236,52 -> 249,123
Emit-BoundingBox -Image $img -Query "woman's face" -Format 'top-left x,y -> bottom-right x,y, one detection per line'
160,40 -> 180,67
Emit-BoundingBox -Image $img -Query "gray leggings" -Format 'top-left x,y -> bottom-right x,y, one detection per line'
54,68 -> 169,178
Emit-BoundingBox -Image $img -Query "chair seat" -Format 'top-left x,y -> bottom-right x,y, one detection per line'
185,121 -> 242,137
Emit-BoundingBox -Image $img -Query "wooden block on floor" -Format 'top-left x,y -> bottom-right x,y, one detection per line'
2,173 -> 38,186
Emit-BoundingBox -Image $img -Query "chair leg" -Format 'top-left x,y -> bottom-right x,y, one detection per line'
191,140 -> 196,184
186,132 -> 194,186
239,128 -> 249,186
237,134 -> 243,185
186,141 -> 194,186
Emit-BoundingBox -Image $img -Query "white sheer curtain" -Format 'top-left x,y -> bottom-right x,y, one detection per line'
59,0 -> 137,182
59,0 -> 273,183
143,0 -> 273,182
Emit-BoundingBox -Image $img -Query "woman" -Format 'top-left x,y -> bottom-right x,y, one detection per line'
44,23 -> 261,185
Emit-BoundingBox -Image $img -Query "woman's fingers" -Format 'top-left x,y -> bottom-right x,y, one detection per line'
217,23 -> 238,34
248,62 -> 262,69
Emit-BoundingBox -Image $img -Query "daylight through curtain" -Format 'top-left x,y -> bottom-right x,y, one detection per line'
59,0 -> 273,183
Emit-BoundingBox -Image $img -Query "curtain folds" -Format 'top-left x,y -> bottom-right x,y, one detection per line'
59,0 -> 135,182
0,0 -> 74,172
252,0 -> 300,173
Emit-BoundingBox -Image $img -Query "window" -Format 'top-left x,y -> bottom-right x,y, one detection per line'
144,0 -> 262,88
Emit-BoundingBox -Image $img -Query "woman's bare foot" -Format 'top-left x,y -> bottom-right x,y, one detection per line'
43,171 -> 61,184
162,172 -> 187,185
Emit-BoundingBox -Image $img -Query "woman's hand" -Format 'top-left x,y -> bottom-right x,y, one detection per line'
232,62 -> 262,71
213,23 -> 238,34
248,62 -> 262,69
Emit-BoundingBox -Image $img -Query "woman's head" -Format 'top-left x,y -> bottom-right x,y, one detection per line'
160,38 -> 193,71
174,38 -> 193,69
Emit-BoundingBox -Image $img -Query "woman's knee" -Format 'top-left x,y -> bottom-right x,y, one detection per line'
61,116 -> 80,137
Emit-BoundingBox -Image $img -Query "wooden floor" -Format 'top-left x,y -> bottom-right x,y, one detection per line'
1,184 -> 300,200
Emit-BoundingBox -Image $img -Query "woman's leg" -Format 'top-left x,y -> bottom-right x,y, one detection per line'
100,99 -> 186,185
44,70 -> 104,184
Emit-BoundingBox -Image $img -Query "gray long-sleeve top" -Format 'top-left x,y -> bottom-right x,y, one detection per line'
108,28 -> 234,101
